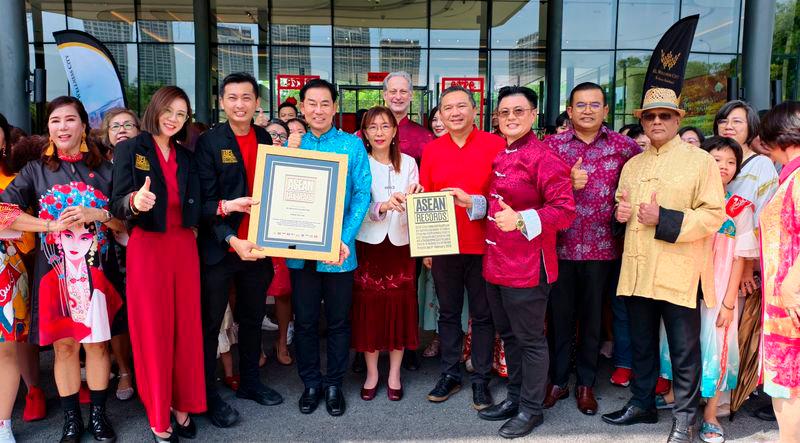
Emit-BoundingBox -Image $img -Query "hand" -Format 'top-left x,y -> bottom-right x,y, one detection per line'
494,200 -> 519,232
616,190 -> 632,223
47,218 -> 69,233
380,192 -> 407,213
225,197 -> 260,214
716,304 -> 734,328
133,176 -> 156,213
786,305 -> 800,330
405,183 -> 424,194
287,132 -> 302,149
58,205 -> 101,227
323,242 -> 350,266
229,237 -> 263,261
638,192 -> 660,226
443,187 -> 473,208
571,157 -> 588,190
422,257 -> 432,269
254,108 -> 269,128
740,262 -> 757,296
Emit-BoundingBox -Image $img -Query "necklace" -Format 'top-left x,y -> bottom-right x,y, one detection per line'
58,151 -> 84,163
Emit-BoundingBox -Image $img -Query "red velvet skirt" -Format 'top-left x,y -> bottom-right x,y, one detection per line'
351,239 -> 419,352
267,257 -> 291,297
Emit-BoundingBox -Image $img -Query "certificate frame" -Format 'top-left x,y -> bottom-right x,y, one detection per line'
406,191 -> 460,257
248,144 -> 348,261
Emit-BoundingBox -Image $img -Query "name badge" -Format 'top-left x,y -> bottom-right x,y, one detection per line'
135,154 -> 150,171
221,149 -> 238,164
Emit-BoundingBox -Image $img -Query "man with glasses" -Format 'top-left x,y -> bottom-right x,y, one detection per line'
196,72 -> 282,428
419,85 -> 505,411
543,82 -> 641,415
601,86 -> 725,443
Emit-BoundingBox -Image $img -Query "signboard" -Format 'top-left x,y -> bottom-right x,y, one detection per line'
441,77 -> 485,128
276,74 -> 320,106
367,72 -> 390,82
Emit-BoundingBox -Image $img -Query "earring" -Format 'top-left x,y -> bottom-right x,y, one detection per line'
44,139 -> 55,156
79,133 -> 89,153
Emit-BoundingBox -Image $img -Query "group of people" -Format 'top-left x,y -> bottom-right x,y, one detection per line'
0,68 -> 797,443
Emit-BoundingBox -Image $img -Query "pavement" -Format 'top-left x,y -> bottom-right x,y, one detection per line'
14,333 -> 780,442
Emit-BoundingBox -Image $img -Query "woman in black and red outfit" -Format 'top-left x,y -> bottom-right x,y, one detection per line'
110,86 -> 204,442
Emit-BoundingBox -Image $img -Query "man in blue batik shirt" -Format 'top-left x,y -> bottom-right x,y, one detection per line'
287,78 -> 371,417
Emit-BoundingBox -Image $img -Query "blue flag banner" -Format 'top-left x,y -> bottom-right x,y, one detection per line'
53,30 -> 127,128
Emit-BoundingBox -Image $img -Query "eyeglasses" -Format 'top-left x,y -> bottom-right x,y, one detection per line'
268,131 -> 287,142
573,102 -> 603,111
162,108 -> 189,122
497,107 -> 535,119
717,118 -> 746,126
109,122 -> 137,132
366,124 -> 393,134
641,112 -> 674,122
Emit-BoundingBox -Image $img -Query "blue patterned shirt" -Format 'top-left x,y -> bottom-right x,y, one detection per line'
286,126 -> 372,273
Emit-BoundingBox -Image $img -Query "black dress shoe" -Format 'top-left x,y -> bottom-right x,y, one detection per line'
498,412 -> 544,439
325,385 -> 346,416
601,404 -> 658,426
427,375 -> 461,402
753,404 -> 776,421
472,382 -> 494,410
151,430 -> 178,442
299,387 -> 322,414
60,409 -> 84,443
173,415 -> 196,439
478,399 -> 519,421
88,404 -> 116,441
237,383 -> 284,406
667,418 -> 695,443
207,399 -> 240,428
402,350 -> 420,371
351,352 -> 366,373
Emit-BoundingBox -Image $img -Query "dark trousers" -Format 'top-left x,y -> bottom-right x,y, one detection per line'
202,252 -> 273,402
290,261 -> 354,389
548,260 -> 612,387
626,295 -> 701,427
486,278 -> 549,416
431,254 -> 493,383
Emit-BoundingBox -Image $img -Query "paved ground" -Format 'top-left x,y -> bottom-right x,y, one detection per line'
14,333 -> 780,442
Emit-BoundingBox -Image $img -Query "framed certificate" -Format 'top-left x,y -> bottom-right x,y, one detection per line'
248,144 -> 348,261
406,191 -> 460,257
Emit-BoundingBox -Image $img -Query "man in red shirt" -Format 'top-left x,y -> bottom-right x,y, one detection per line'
420,85 -> 505,410
383,71 -> 434,163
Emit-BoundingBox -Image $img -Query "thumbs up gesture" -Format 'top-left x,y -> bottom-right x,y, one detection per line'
133,176 -> 156,213
637,192 -> 660,226
494,199 -> 520,232
287,132 -> 302,149
571,157 -> 588,190
254,107 -> 268,128
615,189 -> 632,223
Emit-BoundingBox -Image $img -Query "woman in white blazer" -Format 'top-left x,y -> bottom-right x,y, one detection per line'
351,107 -> 424,402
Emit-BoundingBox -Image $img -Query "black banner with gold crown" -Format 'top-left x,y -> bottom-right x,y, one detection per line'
641,15 -> 700,103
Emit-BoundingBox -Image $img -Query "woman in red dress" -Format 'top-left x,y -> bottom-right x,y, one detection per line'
110,86 -> 205,442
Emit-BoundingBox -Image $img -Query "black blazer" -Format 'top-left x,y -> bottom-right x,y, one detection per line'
195,122 -> 272,266
110,132 -> 201,231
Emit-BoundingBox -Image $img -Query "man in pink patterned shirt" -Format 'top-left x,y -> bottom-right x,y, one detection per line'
543,82 -> 641,415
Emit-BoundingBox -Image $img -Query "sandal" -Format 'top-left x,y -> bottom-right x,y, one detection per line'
700,421 -> 725,443
275,341 -> 293,366
422,336 -> 441,358
224,375 -> 240,391
655,394 -> 674,410
116,373 -> 135,401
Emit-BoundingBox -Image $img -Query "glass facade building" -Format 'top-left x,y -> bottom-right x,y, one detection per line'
24,0 -> 800,132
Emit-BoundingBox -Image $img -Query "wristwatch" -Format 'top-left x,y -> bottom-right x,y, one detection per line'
515,214 -> 525,231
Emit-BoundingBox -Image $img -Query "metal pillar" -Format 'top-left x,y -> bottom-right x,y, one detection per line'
194,0 -> 211,124
742,0 -> 776,111
0,0 -> 31,133
544,0 -> 563,127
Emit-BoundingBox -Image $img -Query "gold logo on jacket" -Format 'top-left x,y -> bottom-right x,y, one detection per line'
135,154 -> 150,171
221,149 -> 238,164
660,50 -> 681,70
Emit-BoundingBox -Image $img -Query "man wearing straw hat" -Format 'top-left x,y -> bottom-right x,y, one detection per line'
600,62 -> 726,443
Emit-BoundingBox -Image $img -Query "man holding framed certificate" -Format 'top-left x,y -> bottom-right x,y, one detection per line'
286,79 -> 372,417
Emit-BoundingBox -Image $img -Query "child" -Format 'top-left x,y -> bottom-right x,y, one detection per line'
659,136 -> 758,443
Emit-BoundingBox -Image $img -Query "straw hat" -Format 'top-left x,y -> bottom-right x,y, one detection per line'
633,87 -> 686,118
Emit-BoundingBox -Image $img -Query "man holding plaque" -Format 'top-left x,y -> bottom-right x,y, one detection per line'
419,85 -> 505,410
287,79 -> 372,417
196,72 -> 282,428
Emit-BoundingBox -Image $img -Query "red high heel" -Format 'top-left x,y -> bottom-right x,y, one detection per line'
23,386 -> 46,422
361,383 -> 378,401
387,385 -> 403,401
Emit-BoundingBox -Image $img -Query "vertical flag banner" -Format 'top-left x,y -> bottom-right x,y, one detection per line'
53,30 -> 127,128
641,15 -> 700,104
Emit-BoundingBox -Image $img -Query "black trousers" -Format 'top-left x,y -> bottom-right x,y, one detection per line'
290,261 -> 354,389
431,254 -> 494,383
487,277 -> 549,416
202,252 -> 273,401
548,260 -> 614,387
626,295 -> 701,427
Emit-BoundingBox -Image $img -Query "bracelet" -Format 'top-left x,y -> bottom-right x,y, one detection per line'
218,200 -> 228,217
129,192 -> 140,215
722,301 -> 735,310
45,220 -> 50,232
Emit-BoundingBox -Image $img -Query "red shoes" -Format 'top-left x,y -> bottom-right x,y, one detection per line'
387,385 -> 403,401
656,377 -> 671,395
224,375 -> 240,391
23,386 -> 46,422
610,367 -> 632,387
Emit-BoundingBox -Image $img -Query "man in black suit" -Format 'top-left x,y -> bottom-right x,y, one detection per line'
196,72 -> 282,428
